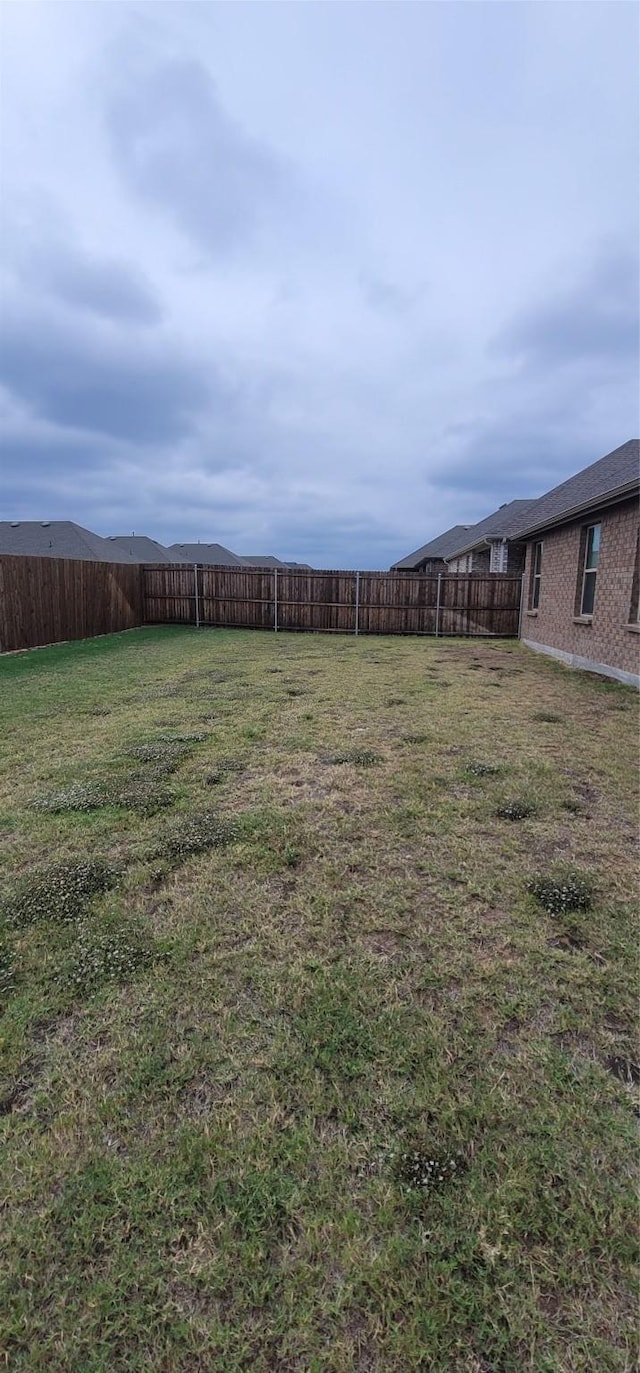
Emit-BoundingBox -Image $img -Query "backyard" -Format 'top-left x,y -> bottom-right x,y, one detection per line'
0,626 -> 638,1372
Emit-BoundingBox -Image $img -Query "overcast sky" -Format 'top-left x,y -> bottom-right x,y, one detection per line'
0,2 -> 638,568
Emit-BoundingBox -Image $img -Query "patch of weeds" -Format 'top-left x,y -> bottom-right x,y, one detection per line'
562,797 -> 584,815
605,1056 -> 640,1086
527,870 -> 593,916
386,697 -> 406,707
3,860 -> 119,929
59,919 -> 163,996
216,757 -> 246,774
125,740 -> 195,764
30,782 -> 104,814
286,687 -> 308,697
86,706 -> 111,717
324,748 -> 381,768
394,1145 -> 467,1195
31,768 -> 176,815
532,711 -> 562,724
284,846 -> 301,869
402,732 -> 430,745
154,811 -> 238,864
496,799 -> 537,821
0,937 -> 16,999
100,775 -> 175,813
465,761 -> 503,778
205,771 -> 224,786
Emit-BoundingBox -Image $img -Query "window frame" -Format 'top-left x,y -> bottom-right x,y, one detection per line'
579,522 -> 601,617
530,540 -> 543,609
630,527 -> 640,625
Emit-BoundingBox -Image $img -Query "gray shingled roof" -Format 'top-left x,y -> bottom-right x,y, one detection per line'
445,500 -> 539,560
107,535 -> 173,562
165,542 -> 245,565
240,555 -> 285,568
514,439 -> 640,538
391,524 -> 475,569
0,521 -> 138,562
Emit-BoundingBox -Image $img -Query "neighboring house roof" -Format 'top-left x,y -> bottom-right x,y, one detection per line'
240,555 -> 285,567
0,521 -> 138,563
165,542 -> 245,565
445,500 -> 539,560
514,439 -> 640,539
107,535 -> 173,562
391,524 -> 475,569
284,561 -> 313,569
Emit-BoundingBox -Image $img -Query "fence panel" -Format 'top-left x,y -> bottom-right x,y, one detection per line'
0,554 -> 144,653
141,566 -> 521,638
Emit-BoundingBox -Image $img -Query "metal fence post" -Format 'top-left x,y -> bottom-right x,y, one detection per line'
274,567 -> 278,632
517,571 -> 526,639
435,573 -> 442,638
194,563 -> 200,628
354,570 -> 360,636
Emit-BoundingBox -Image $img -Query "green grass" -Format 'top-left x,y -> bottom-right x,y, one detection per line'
0,626 -> 638,1371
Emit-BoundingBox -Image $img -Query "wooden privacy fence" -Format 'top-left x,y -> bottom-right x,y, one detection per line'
0,556 -> 523,652
143,564 -> 523,638
0,554 -> 144,653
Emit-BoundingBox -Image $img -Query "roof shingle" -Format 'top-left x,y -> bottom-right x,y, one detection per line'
514,439 -> 639,538
391,524 -> 475,569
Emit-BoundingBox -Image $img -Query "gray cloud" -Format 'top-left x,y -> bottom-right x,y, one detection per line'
0,307 -> 210,443
495,243 -> 639,371
31,243 -> 162,325
360,273 -> 427,316
107,58 -> 284,255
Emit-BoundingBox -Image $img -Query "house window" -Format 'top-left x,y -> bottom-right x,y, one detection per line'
530,541 -> 543,609
630,528 -> 640,624
580,523 -> 601,616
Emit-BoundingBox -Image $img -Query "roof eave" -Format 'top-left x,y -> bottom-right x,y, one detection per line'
517,480 -> 640,540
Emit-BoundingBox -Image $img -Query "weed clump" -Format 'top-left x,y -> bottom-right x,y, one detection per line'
496,799 -> 537,821
533,711 -> 562,724
155,811 -> 238,864
394,1146 -> 466,1195
527,870 -> 593,916
125,740 -> 194,764
61,921 -> 161,995
30,782 -> 103,814
31,768 -> 176,815
4,860 -> 119,929
0,938 -> 16,998
465,761 -> 502,777
325,748 -> 381,768
402,732 -> 430,745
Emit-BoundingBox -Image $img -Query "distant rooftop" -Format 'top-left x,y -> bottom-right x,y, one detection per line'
107,535 -> 173,562
445,499 -> 539,559
391,524 -> 474,569
0,521 -> 138,563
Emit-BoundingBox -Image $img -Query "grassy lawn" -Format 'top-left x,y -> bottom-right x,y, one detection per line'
0,627 -> 638,1372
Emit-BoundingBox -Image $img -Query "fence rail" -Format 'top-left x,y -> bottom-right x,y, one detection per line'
0,556 -> 523,653
143,564 -> 522,638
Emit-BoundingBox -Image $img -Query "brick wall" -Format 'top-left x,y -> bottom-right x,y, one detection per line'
521,497 -> 640,682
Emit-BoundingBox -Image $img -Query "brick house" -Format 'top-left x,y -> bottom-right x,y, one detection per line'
444,499 -> 538,574
518,439 -> 639,687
